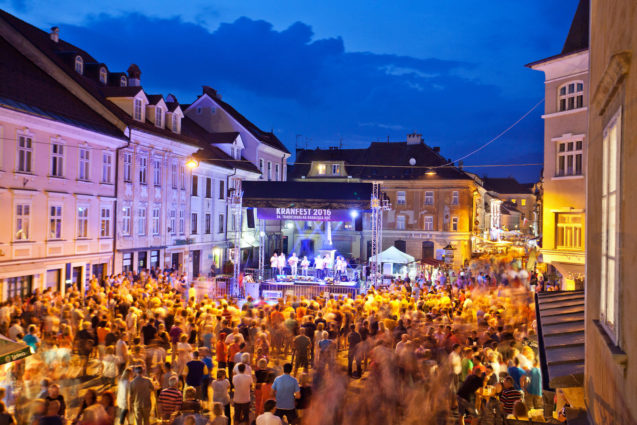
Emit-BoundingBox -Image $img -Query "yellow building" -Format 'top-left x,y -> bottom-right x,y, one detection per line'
527,1 -> 588,289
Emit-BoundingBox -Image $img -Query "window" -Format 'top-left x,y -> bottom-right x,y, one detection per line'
511,199 -> 517,204
120,75 -> 127,87
152,207 -> 160,235
153,158 -> 161,186
102,153 -> 113,183
331,164 -> 340,175
51,142 -> 64,177
317,163 -> 326,175
180,164 -> 185,189
230,147 -> 236,159
169,210 -> 176,235
79,148 -> 90,180
452,216 -> 459,231
171,161 -> 178,189
275,164 -> 280,181
424,215 -> 434,231
137,208 -> 147,236
196,107 -> 202,114
122,206 -> 131,235
259,158 -> 264,177
557,140 -> 583,176
155,108 -> 163,128
267,162 -> 272,180
139,155 -> 147,184
205,178 -> 212,198
397,191 -> 406,205
171,114 -> 179,132
99,67 -> 108,84
134,98 -> 143,121
205,213 -> 211,234
556,213 -> 583,249
191,175 -> 199,196
123,152 -> 132,182
100,207 -> 111,237
451,191 -> 459,206
424,191 -> 434,205
600,110 -> 621,337
219,180 -> 225,199
179,210 -> 185,235
15,204 -> 30,240
17,135 -> 33,173
521,199 -> 527,206
396,215 -> 406,230
191,213 -> 198,235
74,55 -> 83,74
558,81 -> 584,111
49,206 -> 62,239
77,207 -> 88,238
218,214 -> 225,233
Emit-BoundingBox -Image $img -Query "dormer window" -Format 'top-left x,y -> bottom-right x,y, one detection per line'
317,163 -> 327,175
331,164 -> 340,175
155,107 -> 163,128
171,114 -> 181,133
74,56 -> 84,74
134,98 -> 143,121
99,67 -> 107,84
120,76 -> 127,87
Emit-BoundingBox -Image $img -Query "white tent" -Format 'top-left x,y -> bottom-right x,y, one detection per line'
368,246 -> 415,265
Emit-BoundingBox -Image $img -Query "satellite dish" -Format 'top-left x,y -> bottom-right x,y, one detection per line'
409,158 -> 416,166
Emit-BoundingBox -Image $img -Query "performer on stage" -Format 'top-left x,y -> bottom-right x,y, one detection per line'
337,256 -> 348,281
277,252 -> 286,276
270,253 -> 278,272
301,256 -> 310,276
315,255 -> 324,280
324,254 -> 333,278
288,252 -> 299,277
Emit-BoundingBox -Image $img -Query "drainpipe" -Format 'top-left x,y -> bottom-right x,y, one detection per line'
111,127 -> 132,276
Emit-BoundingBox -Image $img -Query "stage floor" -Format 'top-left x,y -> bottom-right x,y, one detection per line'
259,279 -> 359,298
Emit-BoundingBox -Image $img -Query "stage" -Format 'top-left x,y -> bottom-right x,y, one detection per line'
259,278 -> 359,299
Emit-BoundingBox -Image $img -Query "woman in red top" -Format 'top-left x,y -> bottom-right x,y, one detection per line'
216,333 -> 228,374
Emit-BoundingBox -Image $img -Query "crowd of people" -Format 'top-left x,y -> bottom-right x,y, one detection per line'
0,257 -> 548,425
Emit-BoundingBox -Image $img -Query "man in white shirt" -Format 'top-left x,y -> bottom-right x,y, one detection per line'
277,254 -> 286,276
232,363 -> 252,425
314,255 -> 324,280
288,253 -> 299,277
256,399 -> 282,425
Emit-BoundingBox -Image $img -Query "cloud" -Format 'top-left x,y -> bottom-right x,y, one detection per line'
55,13 -> 542,181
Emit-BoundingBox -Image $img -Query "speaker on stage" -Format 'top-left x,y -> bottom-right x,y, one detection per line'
247,208 -> 255,228
354,215 -> 363,231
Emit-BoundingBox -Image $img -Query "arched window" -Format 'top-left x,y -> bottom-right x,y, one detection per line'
558,81 -> 584,111
99,67 -> 108,84
74,55 -> 84,74
120,76 -> 127,87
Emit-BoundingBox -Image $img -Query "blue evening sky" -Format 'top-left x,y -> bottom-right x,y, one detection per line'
1,0 -> 580,182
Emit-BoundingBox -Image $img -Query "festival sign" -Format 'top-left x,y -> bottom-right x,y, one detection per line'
256,207 -> 353,222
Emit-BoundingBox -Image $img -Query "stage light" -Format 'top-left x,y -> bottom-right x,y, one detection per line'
186,157 -> 199,169
286,222 -> 293,229
259,231 -> 265,237
350,210 -> 359,219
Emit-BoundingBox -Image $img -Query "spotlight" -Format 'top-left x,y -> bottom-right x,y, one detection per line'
286,222 -> 294,229
259,231 -> 265,237
349,210 -> 359,219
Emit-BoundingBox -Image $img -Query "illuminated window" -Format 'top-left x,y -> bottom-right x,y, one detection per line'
100,207 -> 111,237
521,199 -> 527,206
452,216 -> 459,231
557,140 -> 583,176
122,207 -> 131,235
74,56 -> 83,74
15,204 -> 30,240
49,206 -> 62,239
558,81 -> 584,112
331,164 -> 340,175
99,67 -> 108,84
77,206 -> 88,238
600,109 -> 621,340
424,215 -> 433,231
555,213 -> 583,249
397,191 -> 406,205
317,163 -> 327,175
424,191 -> 434,205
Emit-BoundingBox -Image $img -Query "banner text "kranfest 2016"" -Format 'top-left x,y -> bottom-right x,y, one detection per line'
256,208 -> 352,222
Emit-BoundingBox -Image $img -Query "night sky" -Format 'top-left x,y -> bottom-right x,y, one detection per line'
1,0 -> 580,183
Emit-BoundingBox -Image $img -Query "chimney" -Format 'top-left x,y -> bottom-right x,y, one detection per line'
433,146 -> 440,153
202,86 -> 222,100
49,27 -> 59,43
127,64 -> 141,87
406,132 -> 423,145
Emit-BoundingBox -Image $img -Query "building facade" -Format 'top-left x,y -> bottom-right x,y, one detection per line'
528,0 -> 589,289
586,0 -> 637,423
288,134 -> 478,267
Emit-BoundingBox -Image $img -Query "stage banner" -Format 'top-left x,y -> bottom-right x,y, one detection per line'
257,207 -> 352,222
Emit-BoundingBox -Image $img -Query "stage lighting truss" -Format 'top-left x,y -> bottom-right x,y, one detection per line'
229,179 -> 243,297
369,181 -> 391,288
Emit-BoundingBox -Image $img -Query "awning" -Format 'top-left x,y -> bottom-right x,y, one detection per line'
535,290 -> 585,388
421,258 -> 444,266
0,334 -> 32,365
369,246 -> 415,264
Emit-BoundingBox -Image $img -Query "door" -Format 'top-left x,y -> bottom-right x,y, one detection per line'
122,253 -> 133,273
46,269 -> 61,291
192,250 -> 201,278
150,250 -> 160,269
394,240 -> 407,252
172,253 -> 180,270
422,241 -> 435,259
72,266 -> 82,290
138,252 -> 147,271
91,263 -> 106,280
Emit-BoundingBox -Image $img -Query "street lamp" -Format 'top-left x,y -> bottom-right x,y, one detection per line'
186,157 -> 199,168
425,168 -> 437,176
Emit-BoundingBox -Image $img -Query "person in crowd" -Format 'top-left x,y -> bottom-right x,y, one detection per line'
272,363 -> 300,425
256,399 -> 282,425
232,363 -> 252,425
128,366 -> 154,425
158,376 -> 182,421
210,402 -> 229,425
44,384 -> 65,418
500,376 -> 524,416
211,370 -> 231,423
184,351 -> 208,400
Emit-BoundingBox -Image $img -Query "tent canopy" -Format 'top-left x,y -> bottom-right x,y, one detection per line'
368,246 -> 415,265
